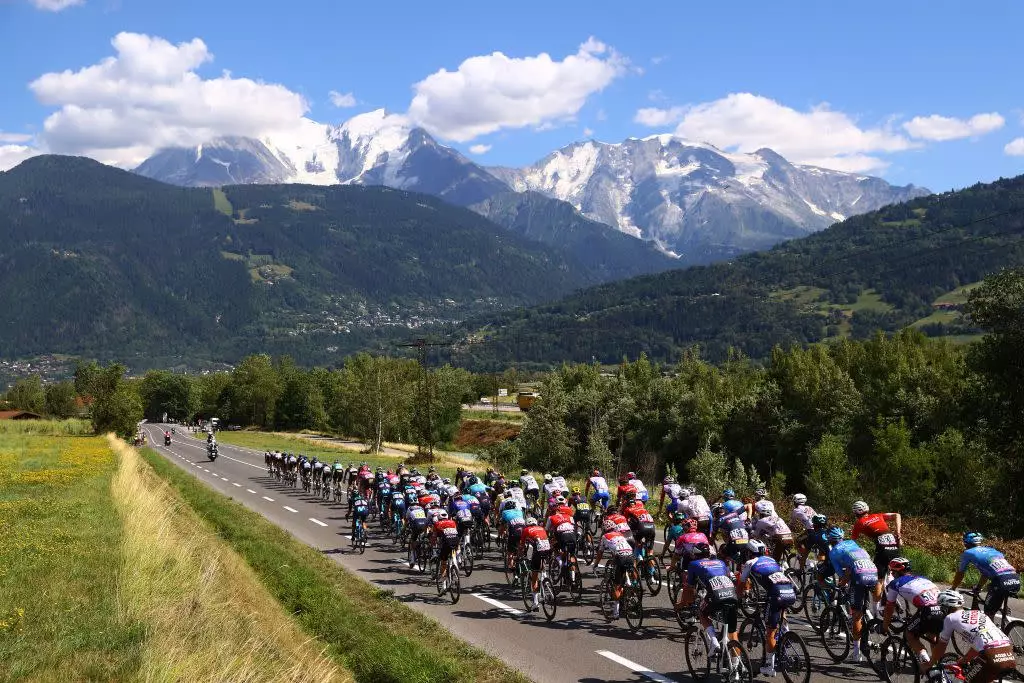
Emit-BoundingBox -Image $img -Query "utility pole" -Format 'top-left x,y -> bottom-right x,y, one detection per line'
397,338 -> 450,461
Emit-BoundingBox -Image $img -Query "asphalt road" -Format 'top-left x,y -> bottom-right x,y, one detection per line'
142,424 -> 928,683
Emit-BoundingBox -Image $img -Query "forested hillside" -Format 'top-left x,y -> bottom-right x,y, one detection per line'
461,175 -> 1024,368
0,155 -> 617,365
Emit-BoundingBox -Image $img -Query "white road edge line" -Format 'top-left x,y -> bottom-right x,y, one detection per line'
309,518 -> 328,527
596,650 -> 675,683
283,506 -> 298,513
471,593 -> 523,615
263,496 -> 275,502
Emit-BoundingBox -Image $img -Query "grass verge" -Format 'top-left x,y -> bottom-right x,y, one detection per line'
0,429 -> 143,681
111,438 -> 345,682
140,447 -> 528,683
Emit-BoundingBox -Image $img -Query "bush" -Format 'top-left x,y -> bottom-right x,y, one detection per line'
805,433 -> 859,510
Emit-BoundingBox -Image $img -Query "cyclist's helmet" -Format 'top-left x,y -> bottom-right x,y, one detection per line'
411,468 -> 420,475
571,487 -> 581,495
467,475 -> 479,486
592,469 -> 602,477
525,516 -> 538,526
692,543 -> 712,558
683,518 -> 698,533
437,511 -> 449,520
312,456 -> 319,463
754,488 -> 768,500
618,475 -> 628,484
521,468 -> 529,475
888,557 -> 912,574
852,500 -> 870,516
627,472 -> 637,480
428,466 -> 436,473
673,511 -> 687,522
544,473 -> 553,483
606,505 -> 618,514
501,499 -> 517,511
963,532 -> 984,547
937,590 -> 964,611
723,488 -> 736,500
812,514 -> 828,528
680,487 -> 691,499
754,500 -> 775,517
555,496 -> 566,505
442,477 -> 451,484
602,517 -> 618,532
746,539 -> 767,557
792,493 -> 807,506
711,502 -> 725,516
663,475 -> 675,484
827,526 -> 845,544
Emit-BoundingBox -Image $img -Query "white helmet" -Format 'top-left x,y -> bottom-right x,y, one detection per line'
680,487 -> 691,499
544,474 -> 553,483
792,493 -> 807,506
754,500 -> 775,517
937,590 -> 963,610
852,500 -> 870,516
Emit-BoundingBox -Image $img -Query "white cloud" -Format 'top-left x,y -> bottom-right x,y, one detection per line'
651,55 -> 668,65
0,145 -> 39,171
30,0 -> 83,11
634,106 -> 687,127
0,132 -> 33,144
28,32 -> 309,167
903,113 -> 1004,141
582,127 -> 594,137
673,92 -> 914,174
407,37 -> 627,142
328,90 -> 356,108
1005,138 -> 1024,156
468,144 -> 491,155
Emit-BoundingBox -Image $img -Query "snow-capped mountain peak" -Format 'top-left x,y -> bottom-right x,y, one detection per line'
333,109 -> 414,184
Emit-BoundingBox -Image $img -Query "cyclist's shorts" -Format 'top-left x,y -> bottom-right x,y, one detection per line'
906,605 -> 944,637
634,522 -> 656,549
873,545 -> 900,579
410,519 -> 428,533
850,582 -> 872,613
529,548 -> 551,571
987,576 -> 1020,616
352,507 -> 369,520
440,534 -> 460,551
556,531 -> 577,554
666,498 -> 681,514
574,510 -> 593,526
612,552 -> 633,584
696,518 -> 711,536
457,520 -> 473,536
765,592 -> 797,627
591,491 -> 610,507
963,644 -> 1014,682
702,596 -> 738,633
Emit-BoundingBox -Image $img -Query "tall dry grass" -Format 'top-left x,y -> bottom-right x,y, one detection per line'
109,436 -> 348,683
0,418 -> 92,436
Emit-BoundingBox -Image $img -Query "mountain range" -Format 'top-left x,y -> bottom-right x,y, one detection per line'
135,110 -> 930,263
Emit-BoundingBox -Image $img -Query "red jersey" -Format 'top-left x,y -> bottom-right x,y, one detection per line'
606,513 -> 631,534
546,513 -> 575,534
433,518 -> 457,534
624,503 -> 654,524
519,525 -> 550,552
852,513 -> 890,540
617,483 -> 637,501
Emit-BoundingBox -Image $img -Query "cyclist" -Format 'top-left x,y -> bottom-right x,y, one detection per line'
662,511 -> 688,561
604,505 -> 634,548
519,469 -> 540,508
744,487 -> 768,519
926,590 -> 1015,683
681,487 -> 712,535
518,517 -> 552,612
627,471 -> 649,503
657,475 -> 684,517
615,475 -> 637,507
751,500 -> 795,564
670,518 -> 713,572
426,466 -> 442,488
567,487 -> 593,529
739,539 -> 798,678
592,517 -> 635,620
507,483 -> 528,511
405,499 -> 429,568
585,468 -> 611,512
790,493 -> 817,534
349,491 -> 369,538
676,543 -> 739,655
429,510 -> 460,584
713,503 -> 750,567
821,526 -> 877,663
545,502 -> 577,557
448,493 -> 474,543
501,499 -> 527,566
623,493 -> 656,555
883,557 -> 943,673
798,513 -> 831,571
851,499 -> 902,612
721,488 -> 745,516
950,532 -> 1021,618
551,471 -> 568,496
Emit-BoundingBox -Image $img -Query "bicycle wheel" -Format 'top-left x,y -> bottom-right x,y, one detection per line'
862,617 -> 887,676
358,531 -> 367,554
449,567 -> 461,604
683,629 -> 711,680
644,557 -> 663,597
802,584 -> 826,633
436,566 -> 448,596
541,577 -> 557,622
520,572 -> 533,611
819,605 -> 852,662
880,636 -> 920,683
624,584 -> 644,631
777,630 -> 811,683
462,545 -> 474,577
568,558 -> 583,603
580,532 -> 595,564
503,554 -> 515,586
739,617 -> 766,668
741,580 -> 764,618
722,639 -> 753,683
429,555 -> 439,581
1005,621 -> 1024,679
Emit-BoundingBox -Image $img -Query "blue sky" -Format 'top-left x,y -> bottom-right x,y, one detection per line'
1,0 -> 1022,191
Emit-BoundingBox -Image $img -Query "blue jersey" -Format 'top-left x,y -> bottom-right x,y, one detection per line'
827,540 -> 878,586
805,528 -> 830,554
722,499 -> 744,515
687,558 -> 737,601
501,508 -> 525,525
469,483 -> 488,497
741,556 -> 796,599
958,546 -> 1018,580
449,498 -> 470,513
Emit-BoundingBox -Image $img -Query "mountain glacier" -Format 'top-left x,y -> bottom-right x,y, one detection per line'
134,111 -> 929,263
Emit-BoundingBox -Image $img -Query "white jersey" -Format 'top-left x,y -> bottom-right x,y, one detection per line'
790,504 -> 817,531
629,478 -> 648,496
601,532 -> 633,556
508,487 -> 527,509
940,610 -> 1011,652
443,484 -> 460,499
520,475 -> 538,491
543,482 -> 560,499
885,575 -> 939,608
663,482 -> 683,499
753,515 -> 792,539
551,476 -> 568,492
684,494 -> 711,520
589,476 -> 609,493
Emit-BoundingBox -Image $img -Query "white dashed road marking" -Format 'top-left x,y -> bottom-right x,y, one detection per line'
263,496 -> 275,502
247,489 -> 256,494
309,518 -> 328,527
471,594 -> 524,615
283,506 -> 298,513
232,482 -> 241,487
596,651 -> 676,683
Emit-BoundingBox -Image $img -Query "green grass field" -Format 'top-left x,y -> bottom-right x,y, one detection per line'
934,281 -> 983,306
212,188 -> 233,216
141,448 -> 528,683
0,426 -> 144,681
461,408 -> 525,423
